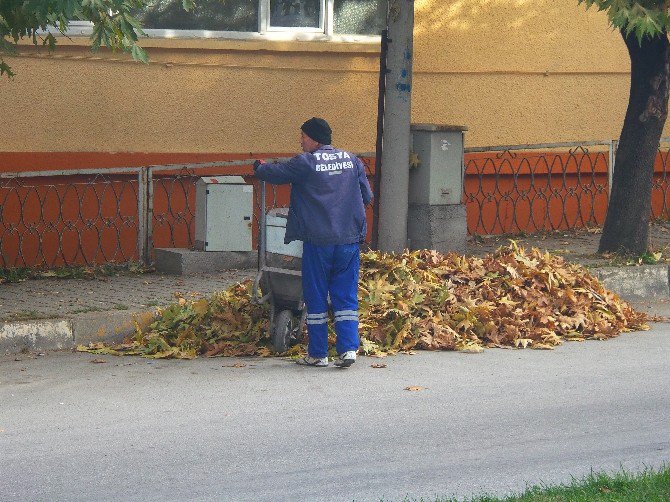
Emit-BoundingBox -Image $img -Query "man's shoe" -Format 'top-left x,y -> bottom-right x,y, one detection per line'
333,351 -> 357,368
296,355 -> 329,367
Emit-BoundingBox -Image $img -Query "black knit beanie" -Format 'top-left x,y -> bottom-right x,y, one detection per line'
301,117 -> 332,145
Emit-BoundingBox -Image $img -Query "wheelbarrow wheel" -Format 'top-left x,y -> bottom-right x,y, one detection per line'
272,309 -> 294,353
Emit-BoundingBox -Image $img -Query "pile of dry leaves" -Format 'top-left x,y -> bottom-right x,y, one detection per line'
77,243 -> 649,359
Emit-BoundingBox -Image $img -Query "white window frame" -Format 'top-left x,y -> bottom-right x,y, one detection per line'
63,0 -> 382,43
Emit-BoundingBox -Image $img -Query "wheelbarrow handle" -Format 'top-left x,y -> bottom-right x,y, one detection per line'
251,269 -> 270,304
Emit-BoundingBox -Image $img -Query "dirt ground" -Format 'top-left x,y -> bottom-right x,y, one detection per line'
464,221 -> 670,267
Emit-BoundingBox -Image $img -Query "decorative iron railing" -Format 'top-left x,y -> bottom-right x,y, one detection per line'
0,169 -> 142,269
463,141 -> 613,235
4,140 -> 670,269
652,138 -> 670,221
0,156 -> 375,268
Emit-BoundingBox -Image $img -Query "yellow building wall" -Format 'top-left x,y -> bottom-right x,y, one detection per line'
412,0 -> 633,146
0,0 -> 646,157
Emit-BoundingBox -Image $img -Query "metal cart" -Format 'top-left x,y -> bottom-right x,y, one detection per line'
251,181 -> 307,352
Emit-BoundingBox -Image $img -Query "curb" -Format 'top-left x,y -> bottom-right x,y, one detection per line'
2,265 -> 669,355
590,264 -> 670,300
1,309 -> 157,355
0,319 -> 73,354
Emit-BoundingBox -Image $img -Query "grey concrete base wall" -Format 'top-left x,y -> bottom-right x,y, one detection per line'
590,265 -> 670,300
155,248 -> 257,275
407,204 -> 467,254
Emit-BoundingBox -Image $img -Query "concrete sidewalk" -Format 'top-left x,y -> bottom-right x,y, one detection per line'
0,269 -> 254,354
3,224 -> 670,354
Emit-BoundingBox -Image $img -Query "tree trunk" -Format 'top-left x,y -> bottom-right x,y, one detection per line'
599,30 -> 670,255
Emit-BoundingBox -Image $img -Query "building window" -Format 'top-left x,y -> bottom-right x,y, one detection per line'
270,0 -> 321,30
334,0 -> 385,35
134,1 -> 259,32
120,0 -> 385,39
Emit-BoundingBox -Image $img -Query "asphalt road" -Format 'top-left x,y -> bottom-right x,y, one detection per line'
1,314 -> 669,502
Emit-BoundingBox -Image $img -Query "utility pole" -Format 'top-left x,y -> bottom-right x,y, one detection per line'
377,0 -> 414,253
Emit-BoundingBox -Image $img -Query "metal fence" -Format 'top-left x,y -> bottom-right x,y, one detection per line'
652,138 -> 670,220
462,138 -> 670,235
4,139 -> 670,268
0,169 -> 142,269
463,141 -> 614,235
0,156 -> 375,269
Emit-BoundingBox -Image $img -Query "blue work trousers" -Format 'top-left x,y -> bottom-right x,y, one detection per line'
302,241 -> 360,358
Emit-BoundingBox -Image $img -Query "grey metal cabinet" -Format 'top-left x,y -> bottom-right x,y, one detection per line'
195,176 -> 253,252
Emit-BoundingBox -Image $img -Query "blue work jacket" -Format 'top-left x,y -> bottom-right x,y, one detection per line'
255,145 -> 373,246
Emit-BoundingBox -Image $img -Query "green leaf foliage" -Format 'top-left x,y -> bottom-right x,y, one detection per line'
579,0 -> 670,42
0,0 -> 154,76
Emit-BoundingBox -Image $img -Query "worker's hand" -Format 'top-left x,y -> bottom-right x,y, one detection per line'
253,159 -> 266,171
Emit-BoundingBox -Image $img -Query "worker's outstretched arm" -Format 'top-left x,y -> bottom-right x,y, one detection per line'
254,155 -> 311,185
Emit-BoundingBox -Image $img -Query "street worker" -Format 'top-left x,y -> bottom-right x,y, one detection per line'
254,117 -> 373,368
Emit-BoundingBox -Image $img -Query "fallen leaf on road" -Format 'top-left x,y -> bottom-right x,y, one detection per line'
223,363 -> 246,368
370,363 -> 387,368
405,386 -> 426,391
90,358 -> 107,364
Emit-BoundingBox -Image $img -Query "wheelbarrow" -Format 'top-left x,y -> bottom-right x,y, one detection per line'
251,182 -> 306,352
